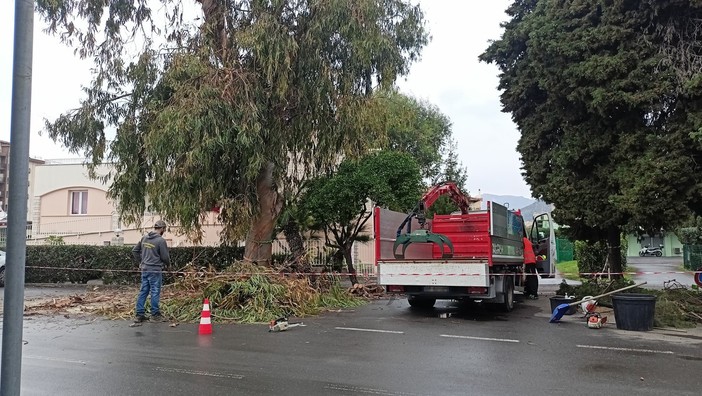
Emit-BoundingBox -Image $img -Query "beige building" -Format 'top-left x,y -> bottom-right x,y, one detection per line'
0,140 -> 45,216
29,160 -> 223,246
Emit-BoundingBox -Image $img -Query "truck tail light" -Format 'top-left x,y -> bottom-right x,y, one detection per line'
388,285 -> 405,293
467,287 -> 488,294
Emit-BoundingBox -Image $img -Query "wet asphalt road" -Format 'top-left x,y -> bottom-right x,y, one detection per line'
2,297 -> 701,396
1,284 -> 95,300
627,257 -> 694,288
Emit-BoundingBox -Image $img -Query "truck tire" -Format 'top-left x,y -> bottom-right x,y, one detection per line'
407,296 -> 436,309
500,276 -> 514,312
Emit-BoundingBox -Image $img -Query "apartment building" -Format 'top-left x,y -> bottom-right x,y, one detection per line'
0,140 -> 46,217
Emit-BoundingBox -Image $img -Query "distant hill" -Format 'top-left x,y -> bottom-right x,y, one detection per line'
480,194 -> 535,210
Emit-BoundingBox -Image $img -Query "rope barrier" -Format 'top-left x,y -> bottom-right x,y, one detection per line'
21,265 -> 702,277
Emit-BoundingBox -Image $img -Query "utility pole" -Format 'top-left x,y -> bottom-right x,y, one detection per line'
1,0 -> 34,394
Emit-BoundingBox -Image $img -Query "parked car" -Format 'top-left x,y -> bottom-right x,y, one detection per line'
0,249 -> 5,287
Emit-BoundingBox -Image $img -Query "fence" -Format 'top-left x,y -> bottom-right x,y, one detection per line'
556,238 -> 574,263
271,238 -> 376,277
683,244 -> 702,270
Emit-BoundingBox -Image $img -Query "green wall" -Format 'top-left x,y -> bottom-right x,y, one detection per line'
626,233 -> 683,257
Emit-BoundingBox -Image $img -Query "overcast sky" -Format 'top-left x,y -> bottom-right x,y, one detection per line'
0,1 -> 529,197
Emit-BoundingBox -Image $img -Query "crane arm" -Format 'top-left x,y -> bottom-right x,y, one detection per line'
396,182 -> 479,236
418,182 -> 476,215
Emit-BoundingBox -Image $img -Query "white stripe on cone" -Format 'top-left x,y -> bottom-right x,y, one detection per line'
203,304 -> 210,310
200,317 -> 211,325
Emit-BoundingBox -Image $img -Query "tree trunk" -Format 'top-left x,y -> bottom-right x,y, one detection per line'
244,162 -> 283,266
282,219 -> 310,272
607,226 -> 623,279
343,245 -> 358,285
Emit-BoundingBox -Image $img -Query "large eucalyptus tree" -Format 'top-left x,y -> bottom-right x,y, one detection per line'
37,0 -> 428,263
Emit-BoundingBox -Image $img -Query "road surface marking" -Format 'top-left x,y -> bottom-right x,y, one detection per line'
440,334 -> 520,343
25,355 -> 88,365
325,384 -> 417,395
155,366 -> 244,379
335,327 -> 404,334
576,345 -> 674,354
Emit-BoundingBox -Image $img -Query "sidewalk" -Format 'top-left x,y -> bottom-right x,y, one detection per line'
537,273 -> 581,296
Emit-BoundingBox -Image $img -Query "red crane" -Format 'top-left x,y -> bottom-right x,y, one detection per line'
397,182 -> 479,234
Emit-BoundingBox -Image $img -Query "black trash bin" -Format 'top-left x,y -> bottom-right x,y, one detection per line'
611,293 -> 656,331
549,296 -> 577,315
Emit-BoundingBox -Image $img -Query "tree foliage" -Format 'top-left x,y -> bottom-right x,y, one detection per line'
481,0 -> 702,275
37,0 -> 428,263
300,150 -> 422,283
372,90 -> 453,180
427,138 -> 470,216
368,90 -> 468,216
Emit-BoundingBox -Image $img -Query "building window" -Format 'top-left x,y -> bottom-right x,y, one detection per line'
70,191 -> 88,215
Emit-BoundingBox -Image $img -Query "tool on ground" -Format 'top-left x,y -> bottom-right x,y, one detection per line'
586,312 -> 607,329
268,317 -> 306,332
580,295 -> 596,313
199,298 -> 213,335
549,282 -> 647,323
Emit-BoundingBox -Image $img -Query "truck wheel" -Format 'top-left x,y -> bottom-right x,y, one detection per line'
500,276 -> 514,313
0,267 -> 4,287
408,296 -> 435,309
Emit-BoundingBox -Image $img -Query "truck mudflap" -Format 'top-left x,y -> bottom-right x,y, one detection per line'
378,260 -> 489,287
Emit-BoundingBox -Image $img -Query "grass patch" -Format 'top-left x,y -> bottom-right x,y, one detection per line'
556,260 -> 579,281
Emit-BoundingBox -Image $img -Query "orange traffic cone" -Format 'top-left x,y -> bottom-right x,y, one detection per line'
199,298 -> 212,335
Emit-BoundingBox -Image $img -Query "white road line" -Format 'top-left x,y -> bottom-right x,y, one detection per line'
576,345 -> 674,354
24,355 -> 88,365
335,327 -> 404,334
155,366 -> 244,379
440,334 -> 520,343
325,384 -> 417,396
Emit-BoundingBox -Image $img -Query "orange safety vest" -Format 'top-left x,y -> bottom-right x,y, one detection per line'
523,237 -> 536,265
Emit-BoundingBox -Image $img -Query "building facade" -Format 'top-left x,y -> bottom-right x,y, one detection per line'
29,161 -> 224,247
0,139 -> 46,217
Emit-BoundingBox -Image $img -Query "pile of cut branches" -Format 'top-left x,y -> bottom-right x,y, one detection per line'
23,262 -> 369,323
348,283 -> 385,299
109,262 -> 365,323
655,281 -> 702,328
23,286 -> 136,319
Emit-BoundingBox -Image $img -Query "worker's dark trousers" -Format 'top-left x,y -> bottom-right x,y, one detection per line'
524,264 -> 538,296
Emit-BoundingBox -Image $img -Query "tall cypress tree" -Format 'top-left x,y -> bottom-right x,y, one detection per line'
481,0 -> 702,275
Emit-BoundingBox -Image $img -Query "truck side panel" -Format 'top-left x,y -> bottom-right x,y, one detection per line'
430,212 -> 491,260
487,201 -> 525,265
374,207 -> 432,263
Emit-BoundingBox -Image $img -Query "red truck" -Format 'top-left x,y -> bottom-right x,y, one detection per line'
375,182 -> 554,311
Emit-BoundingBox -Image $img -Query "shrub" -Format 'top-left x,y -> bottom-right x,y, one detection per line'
574,236 -> 627,276
25,245 -> 245,284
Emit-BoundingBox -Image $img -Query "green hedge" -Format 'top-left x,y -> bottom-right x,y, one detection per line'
574,236 -> 627,276
25,245 -> 245,284
683,245 -> 702,270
